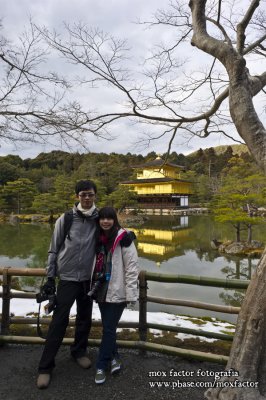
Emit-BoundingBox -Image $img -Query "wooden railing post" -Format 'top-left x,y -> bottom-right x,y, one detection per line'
138,270 -> 148,343
1,268 -> 11,335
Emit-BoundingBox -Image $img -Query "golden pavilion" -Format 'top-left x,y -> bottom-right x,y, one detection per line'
120,156 -> 193,209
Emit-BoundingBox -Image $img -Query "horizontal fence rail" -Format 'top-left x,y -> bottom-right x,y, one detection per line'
0,267 -> 250,364
0,336 -> 229,364
144,271 -> 249,289
146,296 -> 240,314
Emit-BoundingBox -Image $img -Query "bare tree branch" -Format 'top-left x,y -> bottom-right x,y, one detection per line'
237,0 -> 260,54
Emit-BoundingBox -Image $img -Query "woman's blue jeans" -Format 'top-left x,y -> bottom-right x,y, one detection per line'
96,302 -> 126,370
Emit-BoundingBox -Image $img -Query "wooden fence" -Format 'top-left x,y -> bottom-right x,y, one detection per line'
0,267 -> 250,364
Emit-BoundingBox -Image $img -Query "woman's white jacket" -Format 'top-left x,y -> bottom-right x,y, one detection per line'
105,228 -> 139,303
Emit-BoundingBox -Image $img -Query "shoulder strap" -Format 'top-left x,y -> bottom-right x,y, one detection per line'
63,209 -> 74,241
111,230 -> 127,253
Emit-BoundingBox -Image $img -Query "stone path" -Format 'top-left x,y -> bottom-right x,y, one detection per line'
0,344 -> 226,400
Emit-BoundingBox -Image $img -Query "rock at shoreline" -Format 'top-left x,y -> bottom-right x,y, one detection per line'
217,240 -> 264,257
118,213 -> 148,227
223,242 -> 246,254
210,239 -> 222,250
9,214 -> 20,224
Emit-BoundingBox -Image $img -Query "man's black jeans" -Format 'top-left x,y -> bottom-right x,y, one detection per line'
38,280 -> 93,373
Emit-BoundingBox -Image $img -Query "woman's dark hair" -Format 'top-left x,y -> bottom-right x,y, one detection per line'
98,207 -> 121,229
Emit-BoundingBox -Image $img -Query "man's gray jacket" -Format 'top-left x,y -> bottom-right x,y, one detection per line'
46,204 -> 98,281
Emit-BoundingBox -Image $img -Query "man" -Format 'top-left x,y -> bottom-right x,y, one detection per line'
37,180 -> 98,389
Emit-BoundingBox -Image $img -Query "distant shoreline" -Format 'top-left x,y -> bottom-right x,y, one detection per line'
0,207 -> 210,224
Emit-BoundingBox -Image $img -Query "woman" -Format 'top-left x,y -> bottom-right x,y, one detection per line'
92,206 -> 139,385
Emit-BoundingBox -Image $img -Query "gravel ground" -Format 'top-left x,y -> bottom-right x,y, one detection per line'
0,344 -> 224,400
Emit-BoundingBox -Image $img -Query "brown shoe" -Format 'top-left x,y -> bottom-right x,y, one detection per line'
37,373 -> 51,389
75,356 -> 92,369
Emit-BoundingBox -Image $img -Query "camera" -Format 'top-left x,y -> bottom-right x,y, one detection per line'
87,273 -> 106,300
36,285 -> 57,314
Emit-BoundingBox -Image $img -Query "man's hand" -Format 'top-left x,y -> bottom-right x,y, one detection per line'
42,278 -> 56,295
120,231 -> 137,247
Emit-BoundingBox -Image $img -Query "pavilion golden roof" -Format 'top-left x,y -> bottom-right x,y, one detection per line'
132,156 -> 185,169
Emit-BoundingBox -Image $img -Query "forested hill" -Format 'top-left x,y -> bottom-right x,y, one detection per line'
0,144 -> 259,214
187,144 -> 248,157
0,144 -> 250,188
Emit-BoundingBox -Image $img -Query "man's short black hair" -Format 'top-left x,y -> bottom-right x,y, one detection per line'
75,180 -> 97,195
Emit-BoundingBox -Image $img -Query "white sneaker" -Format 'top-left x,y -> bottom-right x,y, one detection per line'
95,369 -> 106,384
111,358 -> 121,374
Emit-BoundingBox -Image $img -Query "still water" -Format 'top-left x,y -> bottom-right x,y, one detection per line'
0,215 -> 264,322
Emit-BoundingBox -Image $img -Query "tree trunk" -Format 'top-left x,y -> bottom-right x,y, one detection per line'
189,1 -> 266,398
205,248 -> 266,400
235,259 -> 240,279
248,258 -> 252,280
247,224 -> 252,244
189,0 -> 266,174
17,195 -> 20,215
235,223 -> 241,242
48,212 -> 54,223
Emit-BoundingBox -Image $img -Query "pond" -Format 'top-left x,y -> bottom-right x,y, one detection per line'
0,215 -> 264,322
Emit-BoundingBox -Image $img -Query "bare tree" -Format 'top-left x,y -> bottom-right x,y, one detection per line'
0,21 -> 102,149
39,1 -> 266,399
38,1 -> 265,168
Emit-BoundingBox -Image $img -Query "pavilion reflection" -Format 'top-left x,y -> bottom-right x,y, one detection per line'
129,216 -> 192,264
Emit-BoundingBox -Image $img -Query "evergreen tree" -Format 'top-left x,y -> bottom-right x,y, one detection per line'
32,193 -> 66,221
101,186 -> 138,212
0,161 -> 20,185
212,166 -> 266,242
53,176 -> 76,210
3,178 -> 37,214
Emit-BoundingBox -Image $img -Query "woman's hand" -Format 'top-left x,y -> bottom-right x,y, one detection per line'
126,301 -> 136,310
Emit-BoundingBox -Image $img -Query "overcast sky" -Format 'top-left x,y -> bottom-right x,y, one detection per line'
0,0 -> 263,159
